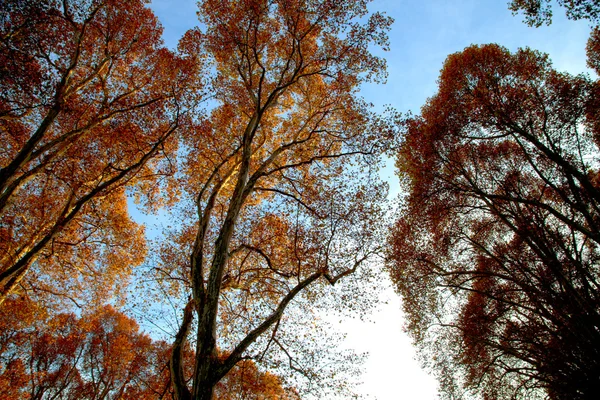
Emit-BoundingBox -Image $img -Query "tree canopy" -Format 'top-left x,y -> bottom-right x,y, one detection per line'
0,0 -> 200,308
154,0 -> 392,398
0,297 -> 297,399
6,0 -> 600,399
389,41 -> 600,399
1,0 -> 393,398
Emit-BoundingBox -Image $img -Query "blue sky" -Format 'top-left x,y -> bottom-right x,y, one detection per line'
146,0 -> 594,398
362,0 -> 593,114
149,0 -> 594,112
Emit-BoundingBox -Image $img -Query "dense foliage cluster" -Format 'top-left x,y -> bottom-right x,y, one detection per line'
0,0 -> 197,308
388,9 -> 600,400
0,297 -> 298,399
1,0 -> 391,398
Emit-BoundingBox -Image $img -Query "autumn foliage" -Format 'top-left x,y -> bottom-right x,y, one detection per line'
0,296 -> 296,399
0,0 -> 197,307
155,0 -> 392,398
0,298 -> 167,399
389,42 -> 600,399
2,0 -> 392,398
8,0 -> 600,398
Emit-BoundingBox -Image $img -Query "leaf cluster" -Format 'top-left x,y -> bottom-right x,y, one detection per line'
389,39 -> 600,400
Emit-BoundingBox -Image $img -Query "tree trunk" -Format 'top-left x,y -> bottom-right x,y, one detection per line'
193,381 -> 214,400
0,264 -> 29,306
170,300 -> 194,400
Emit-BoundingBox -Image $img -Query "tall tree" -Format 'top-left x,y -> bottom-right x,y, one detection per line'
0,0 -> 199,306
389,44 -> 600,399
149,0 -> 393,398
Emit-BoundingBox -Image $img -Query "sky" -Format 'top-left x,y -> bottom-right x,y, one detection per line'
146,0 -> 595,398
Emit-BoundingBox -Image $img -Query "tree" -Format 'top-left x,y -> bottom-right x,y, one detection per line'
389,43 -> 600,399
0,299 -> 165,399
508,0 -> 600,26
0,0 -> 199,307
145,0 -> 393,398
0,297 -> 295,399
